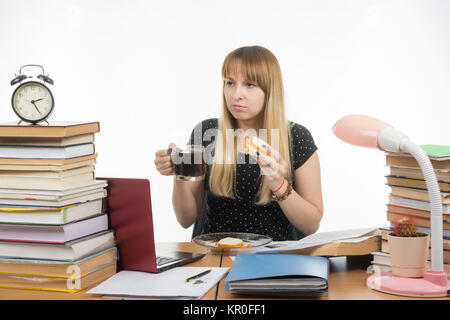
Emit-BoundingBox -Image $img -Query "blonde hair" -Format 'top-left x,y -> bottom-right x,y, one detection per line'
209,46 -> 293,205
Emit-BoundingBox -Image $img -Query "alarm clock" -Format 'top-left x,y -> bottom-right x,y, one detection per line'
10,64 -> 55,124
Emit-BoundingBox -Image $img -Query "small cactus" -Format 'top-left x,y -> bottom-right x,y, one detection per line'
393,217 -> 419,237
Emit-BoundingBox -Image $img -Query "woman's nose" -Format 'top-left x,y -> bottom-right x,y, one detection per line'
233,84 -> 245,100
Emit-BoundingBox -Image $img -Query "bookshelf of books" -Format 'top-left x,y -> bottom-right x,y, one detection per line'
370,144 -> 450,276
0,122 -> 117,293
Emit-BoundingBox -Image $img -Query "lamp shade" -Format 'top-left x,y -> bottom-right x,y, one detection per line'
332,114 -> 391,150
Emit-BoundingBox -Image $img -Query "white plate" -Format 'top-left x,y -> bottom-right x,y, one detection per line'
192,232 -> 272,255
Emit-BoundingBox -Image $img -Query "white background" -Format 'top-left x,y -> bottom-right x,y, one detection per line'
1,0 -> 449,242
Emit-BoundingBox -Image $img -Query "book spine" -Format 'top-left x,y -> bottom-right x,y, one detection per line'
0,284 -> 80,294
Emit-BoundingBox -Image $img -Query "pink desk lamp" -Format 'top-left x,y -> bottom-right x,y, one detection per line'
332,114 -> 449,297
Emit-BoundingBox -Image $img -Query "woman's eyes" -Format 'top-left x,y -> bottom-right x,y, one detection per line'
224,80 -> 257,88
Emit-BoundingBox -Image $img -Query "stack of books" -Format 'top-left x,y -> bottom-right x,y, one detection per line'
370,144 -> 450,275
0,122 -> 117,293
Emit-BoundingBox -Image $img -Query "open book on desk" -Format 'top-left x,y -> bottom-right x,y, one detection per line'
257,227 -> 381,256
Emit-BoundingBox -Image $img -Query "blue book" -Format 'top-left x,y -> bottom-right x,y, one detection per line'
225,253 -> 329,295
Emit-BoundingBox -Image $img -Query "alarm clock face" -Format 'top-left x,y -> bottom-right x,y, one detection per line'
11,81 -> 54,123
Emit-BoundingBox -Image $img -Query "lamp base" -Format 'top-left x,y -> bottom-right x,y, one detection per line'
366,271 -> 449,298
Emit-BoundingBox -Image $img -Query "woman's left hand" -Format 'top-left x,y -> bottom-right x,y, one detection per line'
256,145 -> 287,191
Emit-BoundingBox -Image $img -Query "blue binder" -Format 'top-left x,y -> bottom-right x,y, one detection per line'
225,253 -> 329,295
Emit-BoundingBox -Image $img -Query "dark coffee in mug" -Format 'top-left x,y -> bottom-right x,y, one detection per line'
172,145 -> 205,181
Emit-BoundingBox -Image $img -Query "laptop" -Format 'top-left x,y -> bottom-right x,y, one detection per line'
98,177 -> 205,272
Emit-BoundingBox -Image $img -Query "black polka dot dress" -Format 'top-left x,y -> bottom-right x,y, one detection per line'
188,118 -> 317,241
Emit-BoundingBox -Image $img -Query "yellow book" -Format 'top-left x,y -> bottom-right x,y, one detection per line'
0,247 -> 117,278
0,153 -> 97,166
0,159 -> 96,172
0,262 -> 116,293
0,165 -> 95,178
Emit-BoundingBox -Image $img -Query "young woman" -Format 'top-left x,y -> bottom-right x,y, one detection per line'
154,46 -> 323,241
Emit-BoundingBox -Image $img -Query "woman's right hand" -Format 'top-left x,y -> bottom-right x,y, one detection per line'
154,142 -> 176,176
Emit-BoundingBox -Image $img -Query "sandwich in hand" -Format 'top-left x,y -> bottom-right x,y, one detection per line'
244,136 -> 271,158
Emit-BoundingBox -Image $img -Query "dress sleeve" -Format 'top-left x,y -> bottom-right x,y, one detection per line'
290,122 -> 318,171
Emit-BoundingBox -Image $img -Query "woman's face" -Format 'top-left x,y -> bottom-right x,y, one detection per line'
224,61 -> 265,127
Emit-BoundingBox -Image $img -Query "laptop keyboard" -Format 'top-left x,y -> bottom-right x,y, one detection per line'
156,256 -> 182,266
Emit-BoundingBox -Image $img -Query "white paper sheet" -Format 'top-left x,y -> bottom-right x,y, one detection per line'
257,227 -> 379,253
87,267 -> 229,300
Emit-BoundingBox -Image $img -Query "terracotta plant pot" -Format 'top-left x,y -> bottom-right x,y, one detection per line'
387,232 -> 430,278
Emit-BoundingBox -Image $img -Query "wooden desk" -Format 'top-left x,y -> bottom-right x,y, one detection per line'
0,242 -> 448,300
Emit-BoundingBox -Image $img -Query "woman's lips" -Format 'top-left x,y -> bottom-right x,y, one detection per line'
232,105 -> 246,111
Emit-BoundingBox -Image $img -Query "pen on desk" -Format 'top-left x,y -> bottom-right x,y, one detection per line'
185,269 -> 212,282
